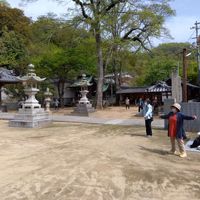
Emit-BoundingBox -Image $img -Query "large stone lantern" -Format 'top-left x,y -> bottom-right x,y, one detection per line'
9,64 -> 52,128
19,64 -> 45,110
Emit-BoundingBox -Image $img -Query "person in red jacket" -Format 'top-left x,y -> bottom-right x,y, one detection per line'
160,103 -> 197,158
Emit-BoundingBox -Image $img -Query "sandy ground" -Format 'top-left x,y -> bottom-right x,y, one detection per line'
52,106 -> 146,119
0,121 -> 199,200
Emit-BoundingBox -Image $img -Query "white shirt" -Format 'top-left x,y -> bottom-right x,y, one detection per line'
144,104 -> 153,119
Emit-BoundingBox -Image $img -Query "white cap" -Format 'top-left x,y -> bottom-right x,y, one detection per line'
197,132 -> 200,136
171,103 -> 181,111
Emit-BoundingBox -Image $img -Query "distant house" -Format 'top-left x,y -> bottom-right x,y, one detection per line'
116,80 -> 200,105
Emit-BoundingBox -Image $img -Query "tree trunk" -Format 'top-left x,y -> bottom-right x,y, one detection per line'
95,30 -> 104,109
57,80 -> 65,108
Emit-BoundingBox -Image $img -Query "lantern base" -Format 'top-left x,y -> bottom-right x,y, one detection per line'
9,108 -> 52,128
71,103 -> 95,116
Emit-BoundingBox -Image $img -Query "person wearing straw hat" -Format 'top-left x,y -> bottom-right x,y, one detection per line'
160,103 -> 197,158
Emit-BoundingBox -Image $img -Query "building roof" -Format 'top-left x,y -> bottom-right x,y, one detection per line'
71,75 -> 93,87
116,86 -> 147,94
146,81 -> 171,92
103,83 -> 110,92
0,68 -> 19,84
104,72 -> 133,79
187,83 -> 200,89
116,81 -> 172,94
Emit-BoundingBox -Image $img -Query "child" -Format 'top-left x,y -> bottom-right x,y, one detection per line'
160,103 -> 197,158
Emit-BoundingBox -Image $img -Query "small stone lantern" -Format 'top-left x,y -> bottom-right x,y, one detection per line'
79,74 -> 90,104
44,87 -> 52,112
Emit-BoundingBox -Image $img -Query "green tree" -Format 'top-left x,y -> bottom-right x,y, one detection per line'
134,42 -> 198,86
23,0 -> 174,108
29,15 -> 97,106
101,0 -> 174,89
0,5 -> 31,72
71,0 -> 126,109
0,28 -> 28,71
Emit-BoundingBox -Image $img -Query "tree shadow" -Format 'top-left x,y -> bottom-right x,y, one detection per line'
139,146 -> 168,155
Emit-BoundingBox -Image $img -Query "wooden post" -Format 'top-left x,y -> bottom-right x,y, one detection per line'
182,48 -> 187,102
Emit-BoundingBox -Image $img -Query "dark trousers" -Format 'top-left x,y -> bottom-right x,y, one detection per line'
126,104 -> 130,109
145,119 -> 152,136
138,105 -> 142,112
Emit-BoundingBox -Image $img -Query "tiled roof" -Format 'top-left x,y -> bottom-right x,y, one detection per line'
116,87 -> 147,94
0,68 -> 19,83
146,81 -> 171,92
71,75 -> 93,87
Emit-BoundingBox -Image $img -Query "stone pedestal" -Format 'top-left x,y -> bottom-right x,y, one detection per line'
71,103 -> 95,116
9,108 -> 51,128
71,91 -> 95,116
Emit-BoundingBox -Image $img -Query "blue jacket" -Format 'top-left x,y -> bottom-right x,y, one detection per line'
160,112 -> 195,139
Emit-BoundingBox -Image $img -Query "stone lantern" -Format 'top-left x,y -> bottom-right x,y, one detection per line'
79,74 -> 90,105
72,74 -> 95,116
19,64 -> 45,110
44,87 -> 52,112
9,64 -> 52,128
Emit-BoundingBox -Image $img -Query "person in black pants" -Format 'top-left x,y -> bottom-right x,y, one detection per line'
145,118 -> 153,136
143,99 -> 153,137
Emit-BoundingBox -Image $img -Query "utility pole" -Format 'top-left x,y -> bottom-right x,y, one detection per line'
191,21 -> 200,85
182,48 -> 188,102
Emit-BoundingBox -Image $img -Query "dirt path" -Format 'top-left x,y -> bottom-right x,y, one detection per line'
0,121 -> 199,200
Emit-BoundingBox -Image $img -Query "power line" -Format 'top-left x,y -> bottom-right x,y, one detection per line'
191,21 -> 200,84
187,29 -> 195,43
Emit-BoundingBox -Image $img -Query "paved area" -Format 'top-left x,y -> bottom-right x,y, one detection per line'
0,121 -> 199,200
0,112 -> 164,128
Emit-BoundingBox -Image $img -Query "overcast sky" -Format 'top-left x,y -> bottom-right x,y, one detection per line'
6,0 -> 200,46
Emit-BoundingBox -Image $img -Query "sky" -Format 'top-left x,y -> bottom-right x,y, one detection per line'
5,0 -> 200,46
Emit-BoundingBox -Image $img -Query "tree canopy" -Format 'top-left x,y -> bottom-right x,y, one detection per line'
0,1 -> 199,105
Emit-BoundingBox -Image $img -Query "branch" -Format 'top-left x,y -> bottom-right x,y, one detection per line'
72,0 -> 91,19
132,37 -> 152,53
123,22 -> 150,39
105,0 -> 126,12
122,27 -> 138,39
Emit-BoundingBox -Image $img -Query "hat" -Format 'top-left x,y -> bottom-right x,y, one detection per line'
197,132 -> 200,136
171,103 -> 181,111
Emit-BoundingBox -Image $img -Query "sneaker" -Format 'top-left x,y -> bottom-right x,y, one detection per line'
179,153 -> 187,158
146,135 -> 152,137
168,150 -> 180,155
